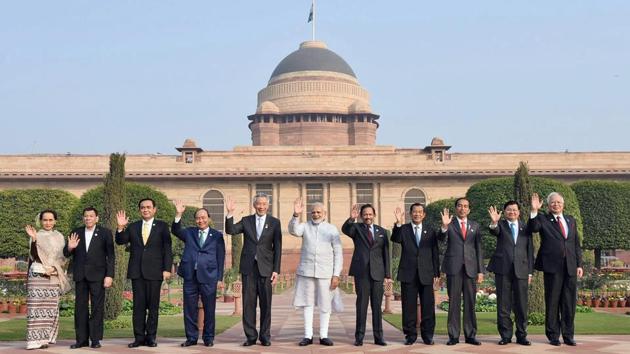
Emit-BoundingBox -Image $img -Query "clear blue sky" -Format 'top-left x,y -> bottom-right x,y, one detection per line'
1,1 -> 629,154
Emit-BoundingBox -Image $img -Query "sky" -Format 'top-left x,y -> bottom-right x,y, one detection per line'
1,1 -> 629,155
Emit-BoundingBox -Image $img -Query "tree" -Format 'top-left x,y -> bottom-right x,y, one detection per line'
0,189 -> 78,258
572,180 -> 630,267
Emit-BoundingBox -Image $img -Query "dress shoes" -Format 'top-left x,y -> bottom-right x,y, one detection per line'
404,337 -> 416,345
319,338 -> 334,346
145,340 -> 157,347
374,339 -> 387,346
446,339 -> 459,345
498,338 -> 511,345
242,340 -> 256,346
298,337 -> 313,346
90,341 -> 101,349
564,338 -> 577,346
517,338 -> 531,346
181,340 -> 197,347
204,340 -> 214,347
260,339 -> 271,346
70,342 -> 87,349
353,339 -> 363,346
128,341 -> 143,348
466,338 -> 482,345
549,339 -> 561,346
422,338 -> 434,345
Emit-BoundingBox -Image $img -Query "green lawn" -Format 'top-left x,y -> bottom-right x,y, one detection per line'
0,315 -> 240,341
384,312 -> 630,335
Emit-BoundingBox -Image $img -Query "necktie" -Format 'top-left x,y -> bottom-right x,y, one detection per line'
414,226 -> 421,247
256,217 -> 263,240
460,221 -> 467,240
557,216 -> 567,239
510,222 -> 518,244
198,229 -> 205,245
142,222 -> 150,245
366,225 -> 374,246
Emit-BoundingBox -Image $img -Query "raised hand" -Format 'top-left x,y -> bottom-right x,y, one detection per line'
531,193 -> 543,213
225,196 -> 236,215
25,225 -> 37,241
116,210 -> 128,229
350,204 -> 360,220
394,206 -> 404,225
293,197 -> 304,215
174,200 -> 186,217
440,208 -> 452,227
488,206 -> 502,224
67,232 -> 80,251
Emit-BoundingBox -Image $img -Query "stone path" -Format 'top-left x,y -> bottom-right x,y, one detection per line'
1,289 -> 629,353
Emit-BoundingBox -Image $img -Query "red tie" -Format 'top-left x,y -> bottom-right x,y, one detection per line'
366,225 -> 374,246
461,221 -> 467,240
557,216 -> 567,239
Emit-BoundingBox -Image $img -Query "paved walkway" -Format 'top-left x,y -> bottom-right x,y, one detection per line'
1,289 -> 629,353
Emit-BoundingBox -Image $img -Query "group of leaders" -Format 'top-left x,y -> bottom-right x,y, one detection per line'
52,190 -> 581,349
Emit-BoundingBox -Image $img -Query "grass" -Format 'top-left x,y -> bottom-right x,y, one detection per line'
383,311 -> 630,335
0,314 -> 240,341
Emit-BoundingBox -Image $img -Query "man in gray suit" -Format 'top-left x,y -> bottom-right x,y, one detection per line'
440,198 -> 484,346
289,198 -> 342,347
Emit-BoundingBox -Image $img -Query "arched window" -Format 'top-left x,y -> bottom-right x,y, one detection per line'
203,190 -> 225,231
404,188 -> 427,223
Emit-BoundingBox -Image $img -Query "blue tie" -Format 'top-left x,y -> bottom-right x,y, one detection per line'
414,225 -> 421,247
510,223 -> 518,244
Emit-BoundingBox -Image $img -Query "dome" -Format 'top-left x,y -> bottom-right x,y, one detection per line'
270,41 -> 356,80
431,137 -> 446,146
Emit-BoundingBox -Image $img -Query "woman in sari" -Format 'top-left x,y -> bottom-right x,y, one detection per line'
24,209 -> 71,350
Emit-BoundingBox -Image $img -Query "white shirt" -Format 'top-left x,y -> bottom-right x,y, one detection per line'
255,214 -> 267,236
412,222 -> 423,243
84,227 -> 95,251
289,216 -> 343,278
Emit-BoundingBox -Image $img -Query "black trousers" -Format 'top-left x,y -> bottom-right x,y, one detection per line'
182,271 -> 218,342
495,267 -> 528,340
446,268 -> 477,340
74,279 -> 105,344
543,265 -> 577,342
241,261 -> 272,342
131,278 -> 163,343
401,276 -> 435,341
354,273 -> 384,342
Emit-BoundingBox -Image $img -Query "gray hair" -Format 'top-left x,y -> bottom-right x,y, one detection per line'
546,192 -> 564,205
310,202 -> 326,212
252,193 -> 269,205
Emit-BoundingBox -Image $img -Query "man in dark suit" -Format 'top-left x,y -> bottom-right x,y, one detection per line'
116,198 -> 173,348
487,201 -> 534,346
528,192 -> 583,346
64,207 -> 115,349
172,201 -> 225,347
439,197 -> 484,346
342,203 -> 391,347
225,193 -> 282,347
391,203 -> 439,346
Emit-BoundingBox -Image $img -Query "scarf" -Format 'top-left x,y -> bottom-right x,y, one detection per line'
32,229 -> 71,294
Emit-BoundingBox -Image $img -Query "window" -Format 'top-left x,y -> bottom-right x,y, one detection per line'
202,190 -> 225,231
356,183 -> 374,205
306,183 -> 324,211
255,183 -> 273,215
404,188 -> 427,223
185,152 -> 193,163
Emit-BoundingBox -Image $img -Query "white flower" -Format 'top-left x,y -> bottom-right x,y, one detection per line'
489,293 -> 497,301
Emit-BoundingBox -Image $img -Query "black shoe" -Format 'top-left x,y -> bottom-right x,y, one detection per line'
319,338 -> 334,346
549,339 -> 561,346
564,339 -> 577,346
517,338 -> 531,346
181,340 -> 197,347
447,339 -> 459,345
90,341 -> 101,349
128,341 -> 143,348
498,338 -> 511,345
404,337 -> 416,345
260,340 -> 271,346
374,339 -> 387,346
465,338 -> 482,345
354,340 -> 363,346
145,340 -> 157,347
242,340 -> 256,346
204,340 -> 214,347
298,338 -> 313,346
422,338 -> 434,345
70,343 -> 87,349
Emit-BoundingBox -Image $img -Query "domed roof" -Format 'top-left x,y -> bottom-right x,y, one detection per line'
270,41 -> 356,79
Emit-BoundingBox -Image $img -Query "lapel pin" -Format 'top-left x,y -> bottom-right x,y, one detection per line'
264,224 -> 268,229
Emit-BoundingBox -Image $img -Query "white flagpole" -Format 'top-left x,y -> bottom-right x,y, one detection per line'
312,0 -> 316,41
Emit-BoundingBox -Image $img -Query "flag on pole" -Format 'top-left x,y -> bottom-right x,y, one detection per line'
308,3 -> 313,23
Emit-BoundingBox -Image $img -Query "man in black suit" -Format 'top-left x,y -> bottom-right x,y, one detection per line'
342,203 -> 391,347
439,198 -> 484,346
64,207 -> 115,349
487,201 -> 534,346
392,203 -> 439,346
116,198 -> 173,348
528,192 -> 583,346
225,193 -> 282,347
172,201 -> 225,347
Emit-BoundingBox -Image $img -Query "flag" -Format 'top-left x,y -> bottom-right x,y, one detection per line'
308,3 -> 313,23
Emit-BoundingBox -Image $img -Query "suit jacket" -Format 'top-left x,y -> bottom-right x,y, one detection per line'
439,218 -> 484,278
115,219 -> 173,281
528,212 -> 582,276
172,221 -> 225,284
63,225 -> 115,282
391,222 -> 439,285
341,218 -> 391,281
225,214 -> 282,276
487,219 -> 534,279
